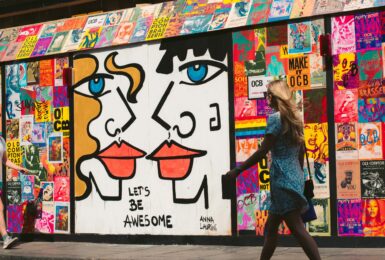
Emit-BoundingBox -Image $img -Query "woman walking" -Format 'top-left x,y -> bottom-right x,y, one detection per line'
0,136 -> 29,249
226,80 -> 321,260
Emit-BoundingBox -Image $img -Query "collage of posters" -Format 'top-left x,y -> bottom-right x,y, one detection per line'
333,11 -> 385,237
233,18 -> 331,236
1,0 -> 384,62
4,58 -> 70,234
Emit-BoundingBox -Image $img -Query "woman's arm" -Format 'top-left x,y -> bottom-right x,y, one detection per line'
3,151 -> 29,173
226,134 -> 277,178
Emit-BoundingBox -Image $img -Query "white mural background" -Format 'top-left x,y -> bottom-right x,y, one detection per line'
74,37 -> 232,235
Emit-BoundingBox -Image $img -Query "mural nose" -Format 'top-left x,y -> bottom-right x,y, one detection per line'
105,118 -> 122,137
172,111 -> 196,139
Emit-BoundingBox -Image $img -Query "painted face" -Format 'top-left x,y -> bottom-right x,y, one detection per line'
73,52 -> 146,180
147,44 -> 228,181
367,199 -> 379,219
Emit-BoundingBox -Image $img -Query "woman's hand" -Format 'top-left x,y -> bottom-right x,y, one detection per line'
19,167 -> 30,174
226,167 -> 241,179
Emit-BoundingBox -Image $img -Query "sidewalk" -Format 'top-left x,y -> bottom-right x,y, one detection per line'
0,242 -> 384,260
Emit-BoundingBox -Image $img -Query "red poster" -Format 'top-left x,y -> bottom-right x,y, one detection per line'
39,59 -> 54,87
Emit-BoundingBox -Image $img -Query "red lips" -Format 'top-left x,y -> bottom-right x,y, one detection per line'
147,140 -> 207,180
98,141 -> 145,179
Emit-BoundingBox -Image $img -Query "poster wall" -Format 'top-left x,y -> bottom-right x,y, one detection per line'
332,11 -> 385,237
232,18 -> 330,236
73,33 -> 232,235
4,57 -> 70,234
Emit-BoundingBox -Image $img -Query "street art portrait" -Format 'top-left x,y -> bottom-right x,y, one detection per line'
74,33 -> 231,235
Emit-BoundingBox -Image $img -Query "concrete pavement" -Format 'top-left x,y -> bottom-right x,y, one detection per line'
0,241 -> 383,260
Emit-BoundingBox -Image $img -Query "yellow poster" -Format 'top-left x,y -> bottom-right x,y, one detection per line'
35,101 -> 51,122
6,140 -> 22,165
287,54 -> 310,90
53,107 -> 70,135
16,35 -> 38,60
146,17 -> 171,41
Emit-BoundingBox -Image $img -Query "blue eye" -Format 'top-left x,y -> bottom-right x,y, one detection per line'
187,64 -> 208,83
89,77 -> 105,96
179,60 -> 227,86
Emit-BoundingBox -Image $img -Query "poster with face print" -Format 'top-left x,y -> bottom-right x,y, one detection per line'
73,34 -> 231,235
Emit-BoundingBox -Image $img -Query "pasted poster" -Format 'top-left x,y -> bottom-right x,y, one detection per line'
335,122 -> 359,159
35,202 -> 54,233
360,160 -> 385,198
313,0 -> 344,15
16,36 -> 38,60
236,137 -> 259,162
208,8 -> 230,31
331,16 -> 356,55
308,198 -> 330,236
290,0 -> 315,18
309,54 -> 326,88
73,34 -> 231,235
358,123 -> 382,159
225,1 -> 251,28
336,160 -> 361,199
358,79 -> 385,99
333,52 -> 359,90
358,97 -> 385,122
237,193 -> 259,230
95,26 -> 118,48
265,46 -> 286,76
304,158 -> 329,198
303,88 -> 327,124
268,0 -> 293,22
358,50 -> 382,81
55,202 -> 70,233
246,0 -> 272,25
334,89 -> 358,123
235,97 -> 257,119
288,22 -> 311,54
355,13 -> 381,51
362,198 -> 385,236
236,164 -> 259,196
287,55 -> 310,90
304,123 -> 329,163
337,199 -> 363,236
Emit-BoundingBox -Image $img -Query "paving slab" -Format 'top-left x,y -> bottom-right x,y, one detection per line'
0,242 -> 383,260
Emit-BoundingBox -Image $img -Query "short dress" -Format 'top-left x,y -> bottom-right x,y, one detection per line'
265,112 -> 308,216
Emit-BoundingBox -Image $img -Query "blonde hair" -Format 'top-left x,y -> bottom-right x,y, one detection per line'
267,80 -> 304,144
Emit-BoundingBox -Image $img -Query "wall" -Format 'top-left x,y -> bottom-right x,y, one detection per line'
72,33 -> 232,235
332,11 -> 385,237
232,19 -> 331,236
3,57 -> 71,234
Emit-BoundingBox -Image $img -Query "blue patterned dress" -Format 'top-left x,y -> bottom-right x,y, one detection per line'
265,112 -> 308,215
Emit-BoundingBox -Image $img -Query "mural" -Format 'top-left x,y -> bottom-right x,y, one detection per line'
73,34 -> 232,235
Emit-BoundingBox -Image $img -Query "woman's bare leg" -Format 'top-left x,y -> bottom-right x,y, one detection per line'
0,200 -> 8,237
260,213 -> 282,260
283,210 -> 321,260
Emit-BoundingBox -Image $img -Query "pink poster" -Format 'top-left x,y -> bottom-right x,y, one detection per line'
334,89 -> 358,123
332,16 -> 356,55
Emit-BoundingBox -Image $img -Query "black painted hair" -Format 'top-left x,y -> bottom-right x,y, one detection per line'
156,34 -> 228,74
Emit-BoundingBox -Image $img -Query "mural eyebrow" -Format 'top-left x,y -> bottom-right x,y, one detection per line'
156,34 -> 228,74
73,54 -> 99,88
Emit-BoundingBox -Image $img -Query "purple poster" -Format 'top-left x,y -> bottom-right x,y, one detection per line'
53,86 -> 69,107
355,12 -> 381,51
337,199 -> 363,236
236,163 -> 259,197
7,205 -> 23,233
